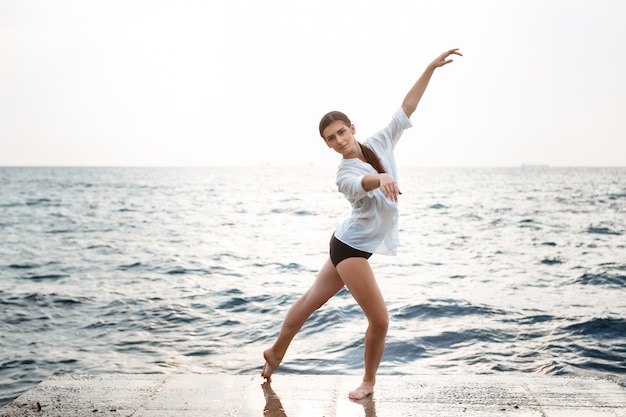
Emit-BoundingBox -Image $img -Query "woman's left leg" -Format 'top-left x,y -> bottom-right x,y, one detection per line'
335,257 -> 389,400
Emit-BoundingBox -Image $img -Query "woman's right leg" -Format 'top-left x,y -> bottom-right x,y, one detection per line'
262,258 -> 344,380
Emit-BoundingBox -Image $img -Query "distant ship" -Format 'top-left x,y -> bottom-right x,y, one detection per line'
521,163 -> 549,168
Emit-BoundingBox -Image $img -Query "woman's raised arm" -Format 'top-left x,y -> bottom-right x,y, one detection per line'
401,48 -> 462,118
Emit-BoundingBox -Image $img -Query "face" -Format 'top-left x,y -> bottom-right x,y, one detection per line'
322,120 -> 358,158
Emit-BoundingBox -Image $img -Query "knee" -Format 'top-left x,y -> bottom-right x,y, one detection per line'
299,290 -> 326,312
368,314 -> 389,336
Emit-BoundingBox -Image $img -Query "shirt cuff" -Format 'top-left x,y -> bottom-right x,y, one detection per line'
359,175 -> 375,198
396,107 -> 413,129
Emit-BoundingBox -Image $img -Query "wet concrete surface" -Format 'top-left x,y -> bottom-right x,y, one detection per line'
1,373 -> 625,416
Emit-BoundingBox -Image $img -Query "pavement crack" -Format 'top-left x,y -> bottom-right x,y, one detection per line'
521,382 -> 547,417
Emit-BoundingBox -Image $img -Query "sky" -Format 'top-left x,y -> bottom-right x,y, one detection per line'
1,0 -> 625,167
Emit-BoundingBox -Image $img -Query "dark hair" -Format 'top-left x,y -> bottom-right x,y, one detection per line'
319,111 -> 387,174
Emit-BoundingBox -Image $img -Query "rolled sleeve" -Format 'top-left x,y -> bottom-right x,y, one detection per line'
395,107 -> 412,129
367,107 -> 413,153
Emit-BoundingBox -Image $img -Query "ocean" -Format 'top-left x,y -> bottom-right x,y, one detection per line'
1,166 -> 625,406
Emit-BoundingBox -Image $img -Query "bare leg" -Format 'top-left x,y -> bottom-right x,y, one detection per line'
262,258 -> 344,381
335,258 -> 389,400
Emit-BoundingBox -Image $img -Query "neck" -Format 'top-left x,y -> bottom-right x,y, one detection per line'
344,142 -> 366,161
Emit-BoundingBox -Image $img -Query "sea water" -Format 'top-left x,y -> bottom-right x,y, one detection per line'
1,166 -> 625,405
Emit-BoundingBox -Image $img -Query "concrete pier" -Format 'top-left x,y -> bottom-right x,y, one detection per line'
1,373 -> 624,416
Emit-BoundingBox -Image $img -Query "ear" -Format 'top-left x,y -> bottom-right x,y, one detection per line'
350,124 -> 356,134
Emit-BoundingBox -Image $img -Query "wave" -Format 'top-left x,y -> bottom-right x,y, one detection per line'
519,218 -> 542,230
270,208 -> 317,216
564,317 -> 626,339
572,264 -> 626,288
23,274 -> 69,281
540,257 -> 562,265
19,292 -> 92,306
586,225 -> 623,235
392,299 -> 507,321
8,263 -> 38,269
0,202 -> 23,208
166,266 -> 213,275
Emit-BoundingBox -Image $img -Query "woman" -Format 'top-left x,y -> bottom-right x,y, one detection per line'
262,48 -> 462,400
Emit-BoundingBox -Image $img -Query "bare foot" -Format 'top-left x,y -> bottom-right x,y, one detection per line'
261,349 -> 281,381
349,381 -> 374,400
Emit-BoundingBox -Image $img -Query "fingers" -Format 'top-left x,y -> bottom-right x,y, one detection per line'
436,48 -> 463,67
378,174 -> 401,202
382,183 -> 401,202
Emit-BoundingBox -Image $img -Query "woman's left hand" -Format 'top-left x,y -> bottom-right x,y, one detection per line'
431,48 -> 463,68
378,173 -> 402,203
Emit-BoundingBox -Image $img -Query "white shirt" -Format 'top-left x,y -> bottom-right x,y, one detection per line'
333,108 -> 413,255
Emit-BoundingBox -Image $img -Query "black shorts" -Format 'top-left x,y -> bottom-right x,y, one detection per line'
329,234 -> 372,267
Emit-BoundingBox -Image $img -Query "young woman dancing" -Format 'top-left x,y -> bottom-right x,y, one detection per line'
262,48 -> 462,400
